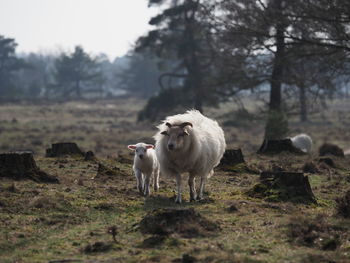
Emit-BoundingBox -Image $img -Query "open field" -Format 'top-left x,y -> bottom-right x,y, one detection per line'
0,97 -> 350,262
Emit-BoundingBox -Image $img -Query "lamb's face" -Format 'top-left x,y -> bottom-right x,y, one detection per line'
127,143 -> 154,159
160,122 -> 192,151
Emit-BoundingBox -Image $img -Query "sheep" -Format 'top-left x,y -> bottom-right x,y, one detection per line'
154,110 -> 226,203
290,133 -> 313,153
127,143 -> 160,196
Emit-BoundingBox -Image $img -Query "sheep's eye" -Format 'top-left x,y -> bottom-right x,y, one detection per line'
161,131 -> 169,136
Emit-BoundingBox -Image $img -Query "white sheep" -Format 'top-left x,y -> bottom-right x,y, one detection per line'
127,143 -> 160,196
154,110 -> 226,203
290,133 -> 313,153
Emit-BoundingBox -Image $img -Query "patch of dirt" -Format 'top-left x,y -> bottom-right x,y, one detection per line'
288,214 -> 344,251
336,190 -> 350,218
139,208 -> 220,238
83,241 -> 113,253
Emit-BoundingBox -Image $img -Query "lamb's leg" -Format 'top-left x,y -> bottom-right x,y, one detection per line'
153,168 -> 160,192
144,173 -> 151,196
188,174 -> 197,202
135,169 -> 144,194
175,174 -> 182,204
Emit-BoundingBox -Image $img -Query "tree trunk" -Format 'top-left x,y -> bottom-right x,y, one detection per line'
299,84 -> 308,122
265,0 -> 286,139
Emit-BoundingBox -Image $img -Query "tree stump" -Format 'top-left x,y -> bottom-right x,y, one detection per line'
319,143 -> 344,157
248,171 -> 316,203
257,139 -> 304,154
46,142 -> 84,157
220,149 -> 245,167
0,152 -> 59,183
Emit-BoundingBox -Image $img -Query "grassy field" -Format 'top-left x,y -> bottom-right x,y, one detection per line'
0,97 -> 350,262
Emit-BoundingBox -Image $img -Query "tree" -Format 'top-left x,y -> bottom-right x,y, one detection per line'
117,51 -> 168,97
0,35 -> 24,99
54,46 -> 101,98
136,0 -> 219,115
219,0 -> 349,138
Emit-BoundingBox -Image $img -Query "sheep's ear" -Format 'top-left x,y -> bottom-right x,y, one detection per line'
183,130 -> 189,136
165,122 -> 172,128
161,131 -> 169,136
128,145 -> 136,150
180,122 -> 193,129
146,144 -> 154,149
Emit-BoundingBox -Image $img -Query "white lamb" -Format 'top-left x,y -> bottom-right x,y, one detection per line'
127,143 -> 160,196
290,133 -> 313,153
154,110 -> 226,203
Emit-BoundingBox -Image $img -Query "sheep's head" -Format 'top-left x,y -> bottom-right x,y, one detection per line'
160,122 -> 193,151
127,143 -> 154,160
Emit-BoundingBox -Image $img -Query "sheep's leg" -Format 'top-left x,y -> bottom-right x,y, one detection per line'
153,168 -> 160,192
198,176 -> 207,200
144,174 -> 151,196
175,174 -> 182,204
188,174 -> 197,202
135,169 -> 144,193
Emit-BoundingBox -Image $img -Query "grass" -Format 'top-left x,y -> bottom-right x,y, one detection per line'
0,97 -> 350,262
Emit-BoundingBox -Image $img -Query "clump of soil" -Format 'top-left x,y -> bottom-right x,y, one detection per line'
83,241 -> 113,253
319,143 -> 344,157
318,157 -> 336,168
139,208 -> 220,238
247,171 -> 316,203
0,152 -> 59,183
302,162 -> 319,174
288,214 -> 343,251
96,163 -> 124,177
257,139 -> 304,155
84,150 -> 96,161
140,236 -> 166,248
336,190 -> 350,218
46,142 -> 84,157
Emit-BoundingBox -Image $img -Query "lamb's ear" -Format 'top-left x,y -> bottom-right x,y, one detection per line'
180,122 -> 193,129
146,144 -> 154,149
183,130 -> 190,136
128,145 -> 136,150
160,131 -> 169,136
165,122 -> 172,128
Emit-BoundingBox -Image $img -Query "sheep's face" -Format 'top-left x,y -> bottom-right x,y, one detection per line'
161,122 -> 192,151
128,143 -> 154,160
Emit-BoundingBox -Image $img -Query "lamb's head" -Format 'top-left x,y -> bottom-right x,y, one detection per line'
160,122 -> 193,151
128,143 -> 154,160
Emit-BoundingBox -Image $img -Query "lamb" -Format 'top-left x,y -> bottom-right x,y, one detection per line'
127,143 -> 160,196
154,110 -> 226,203
290,133 -> 313,153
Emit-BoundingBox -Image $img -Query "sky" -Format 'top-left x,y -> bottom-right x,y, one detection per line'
0,0 -> 157,60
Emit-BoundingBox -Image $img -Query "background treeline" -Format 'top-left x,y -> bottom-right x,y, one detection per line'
1,0 -> 350,139
0,36 -> 166,100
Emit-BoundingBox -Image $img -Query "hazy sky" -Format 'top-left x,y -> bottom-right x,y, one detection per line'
0,0 -> 157,59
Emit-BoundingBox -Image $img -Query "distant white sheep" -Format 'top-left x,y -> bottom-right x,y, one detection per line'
127,143 -> 160,196
290,133 -> 313,153
154,110 -> 226,203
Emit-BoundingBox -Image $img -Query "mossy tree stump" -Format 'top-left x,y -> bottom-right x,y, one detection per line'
0,152 -> 59,183
257,139 -> 304,155
248,171 -> 316,203
46,142 -> 84,157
